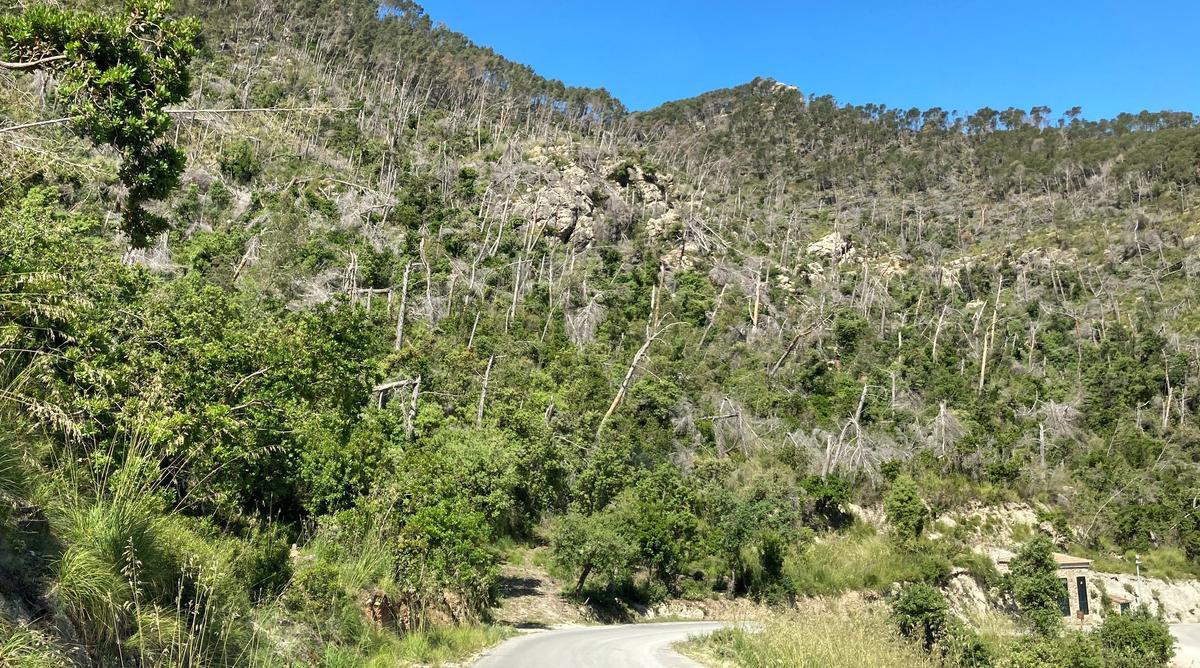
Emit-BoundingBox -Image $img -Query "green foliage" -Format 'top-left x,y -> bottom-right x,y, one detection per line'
890,584 -> 992,666
683,610 -> 935,668
550,511 -> 637,596
286,562 -> 346,618
1005,535 -> 1063,636
235,525 -> 292,603
786,530 -> 951,596
885,475 -> 929,545
1,0 -> 199,245
1094,607 -> 1175,668
997,611 -> 1174,668
0,614 -> 69,667
890,583 -> 950,652
800,474 -> 852,530
218,139 -> 262,183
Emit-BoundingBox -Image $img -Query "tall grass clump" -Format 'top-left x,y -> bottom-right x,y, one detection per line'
0,615 -> 69,668
321,624 -> 515,668
41,444 -> 261,666
786,526 -> 951,596
682,609 -> 934,668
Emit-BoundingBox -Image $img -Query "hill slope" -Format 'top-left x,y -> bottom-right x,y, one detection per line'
1,1 -> 1199,665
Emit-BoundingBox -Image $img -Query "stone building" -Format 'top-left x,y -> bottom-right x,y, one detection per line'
996,551 -> 1095,622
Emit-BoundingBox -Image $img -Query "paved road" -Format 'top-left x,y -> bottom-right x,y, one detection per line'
1174,625 -> 1200,667
473,621 -> 728,668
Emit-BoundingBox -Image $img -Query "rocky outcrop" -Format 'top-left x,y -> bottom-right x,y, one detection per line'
806,231 -> 853,259
944,568 -> 995,619
513,182 -> 599,245
512,144 -> 606,245
939,502 -> 1063,548
1091,572 -> 1200,623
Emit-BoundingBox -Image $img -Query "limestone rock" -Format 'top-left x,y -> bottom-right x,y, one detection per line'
807,231 -> 851,258
1091,571 -> 1200,623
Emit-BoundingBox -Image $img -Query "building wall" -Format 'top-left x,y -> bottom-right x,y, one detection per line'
1058,566 -> 1092,621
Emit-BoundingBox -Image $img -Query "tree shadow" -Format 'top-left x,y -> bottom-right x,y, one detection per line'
496,575 -> 542,599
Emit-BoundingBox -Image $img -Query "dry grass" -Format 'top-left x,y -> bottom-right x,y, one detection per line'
320,624 -> 516,667
786,529 -> 948,596
679,607 -> 933,668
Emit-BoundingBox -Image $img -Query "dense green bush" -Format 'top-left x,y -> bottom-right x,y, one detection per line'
885,475 -> 930,545
890,583 -> 950,651
235,525 -> 293,603
551,511 -> 638,596
217,140 -> 262,183
1095,607 -> 1175,668
1005,536 -> 1063,636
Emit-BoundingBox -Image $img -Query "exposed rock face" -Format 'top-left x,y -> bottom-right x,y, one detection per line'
360,587 -> 394,629
944,568 -> 993,619
1091,572 -> 1200,623
942,502 -> 1064,548
511,149 -> 704,269
512,144 -> 605,245
807,231 -> 852,259
514,149 -> 699,257
513,183 -> 598,244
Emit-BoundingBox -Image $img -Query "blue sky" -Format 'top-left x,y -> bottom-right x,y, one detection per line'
415,0 -> 1199,119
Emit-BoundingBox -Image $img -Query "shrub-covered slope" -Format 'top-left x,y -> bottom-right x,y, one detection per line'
1,1 -> 1199,665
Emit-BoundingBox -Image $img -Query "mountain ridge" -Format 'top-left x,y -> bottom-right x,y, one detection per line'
1,1 -> 1198,666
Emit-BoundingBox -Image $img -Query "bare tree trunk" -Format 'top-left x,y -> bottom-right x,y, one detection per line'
477,354 -> 495,427
394,262 -> 411,350
977,278 -> 1003,394
932,305 -> 948,361
420,238 -> 435,327
1039,421 -> 1046,469
406,376 -> 421,440
596,322 -> 682,438
698,284 -> 728,347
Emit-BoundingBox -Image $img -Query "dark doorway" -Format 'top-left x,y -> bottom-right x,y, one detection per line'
1076,576 -> 1089,615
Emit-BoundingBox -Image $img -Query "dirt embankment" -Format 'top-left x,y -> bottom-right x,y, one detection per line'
490,553 -> 775,629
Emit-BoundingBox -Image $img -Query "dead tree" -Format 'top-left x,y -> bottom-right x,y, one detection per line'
394,262 -> 411,350
596,321 -> 682,439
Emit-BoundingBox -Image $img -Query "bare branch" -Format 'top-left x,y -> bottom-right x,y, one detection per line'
0,54 -> 68,71
0,117 -> 73,134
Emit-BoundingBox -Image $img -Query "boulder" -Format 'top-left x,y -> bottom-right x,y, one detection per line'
807,231 -> 851,258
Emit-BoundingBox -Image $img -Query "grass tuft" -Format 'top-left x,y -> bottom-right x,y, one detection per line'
681,609 -> 933,668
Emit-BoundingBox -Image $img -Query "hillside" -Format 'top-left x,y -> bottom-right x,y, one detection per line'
1,0 -> 1199,666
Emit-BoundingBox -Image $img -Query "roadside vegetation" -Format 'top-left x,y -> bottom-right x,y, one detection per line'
682,610 -> 935,668
2,0 -> 1200,665
686,539 -> 1174,668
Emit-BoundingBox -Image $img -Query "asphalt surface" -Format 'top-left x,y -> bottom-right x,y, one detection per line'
473,621 -> 728,668
1174,625 -> 1200,667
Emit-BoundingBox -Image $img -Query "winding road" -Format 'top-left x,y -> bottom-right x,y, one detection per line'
1174,625 -> 1200,667
473,621 -> 728,668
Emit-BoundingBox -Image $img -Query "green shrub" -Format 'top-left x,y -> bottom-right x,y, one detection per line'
1095,607 -> 1175,668
1005,535 -> 1063,636
890,583 -> 949,651
885,475 -> 929,545
236,526 -> 293,603
550,510 -> 637,596
787,531 -> 951,596
286,562 -> 346,617
218,140 -> 262,183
